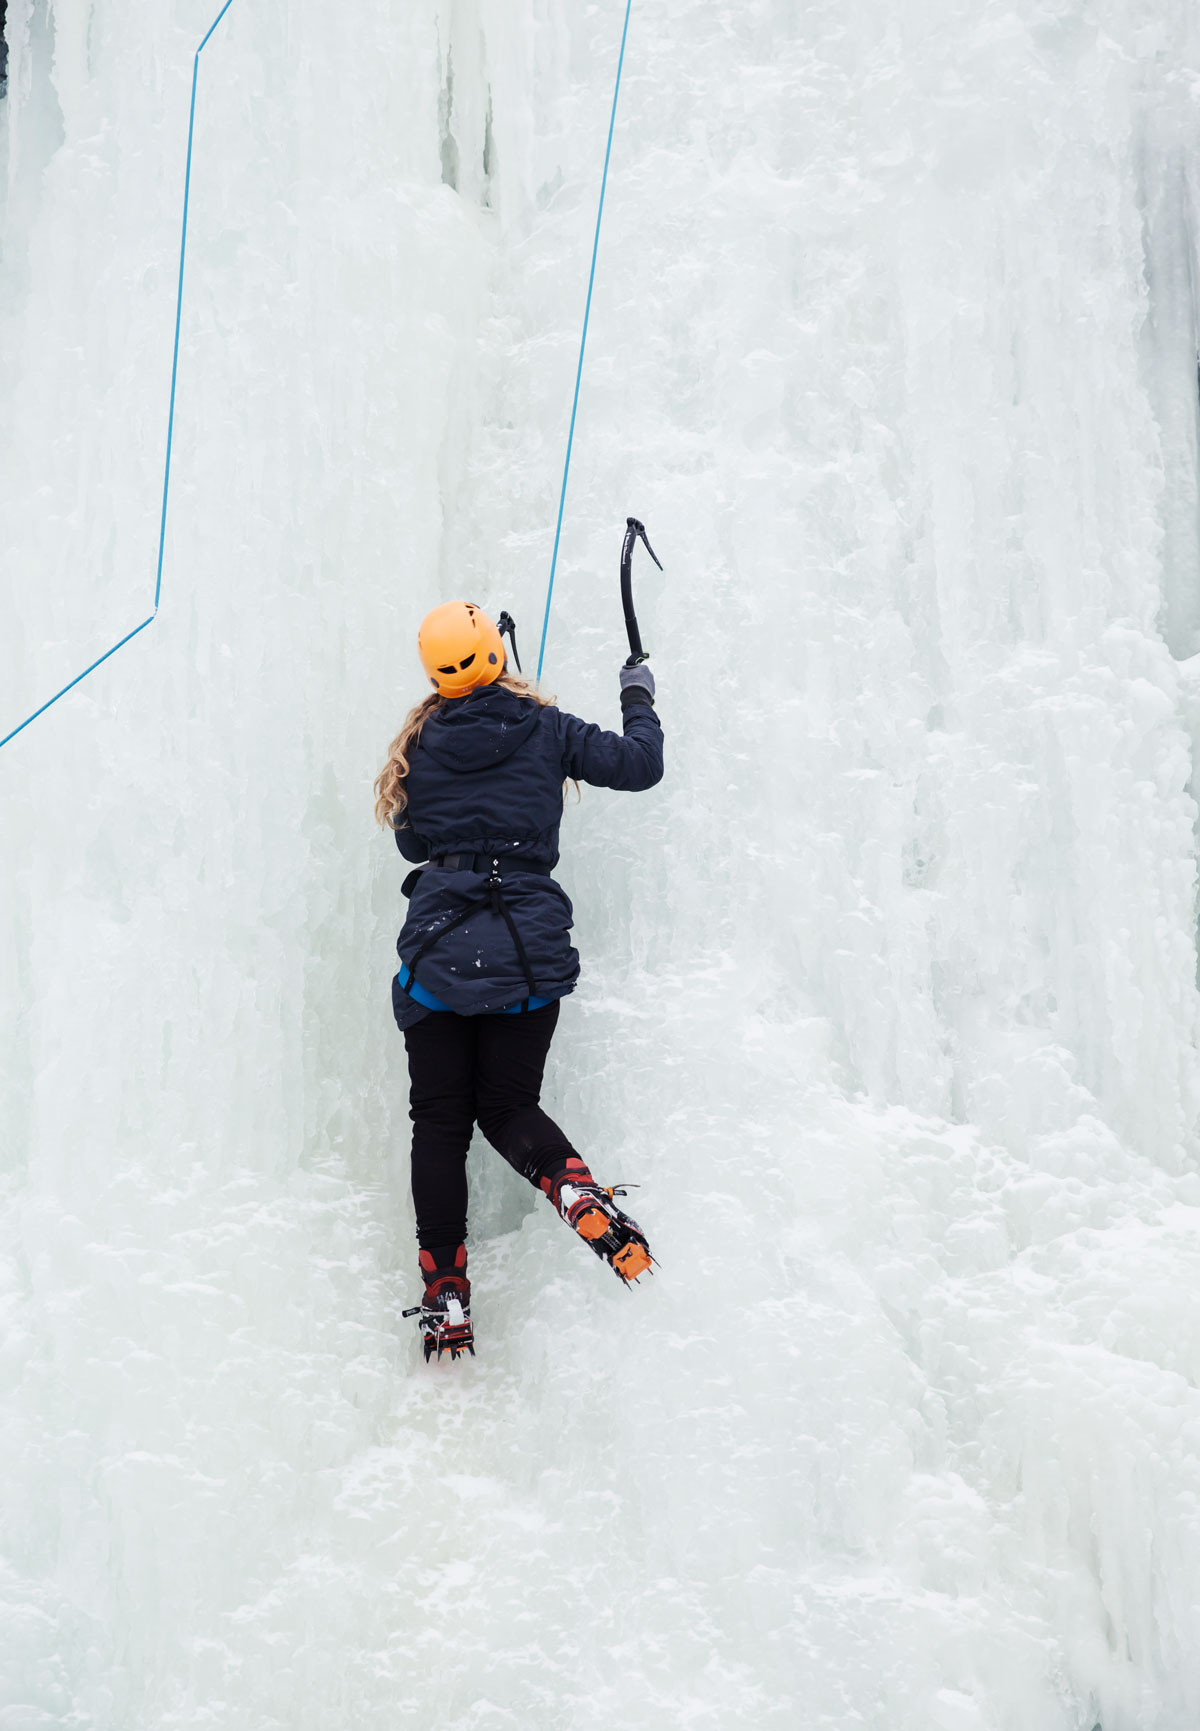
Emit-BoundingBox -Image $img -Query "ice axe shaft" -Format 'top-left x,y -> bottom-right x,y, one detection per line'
620,517 -> 662,666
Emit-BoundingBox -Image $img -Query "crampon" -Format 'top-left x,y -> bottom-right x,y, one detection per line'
552,1173 -> 655,1285
402,1245 -> 475,1362
404,1297 -> 474,1362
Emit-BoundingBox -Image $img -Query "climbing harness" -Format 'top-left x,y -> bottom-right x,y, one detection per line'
398,855 -> 548,1011
536,0 -> 636,681
0,0 -> 237,753
619,517 -> 662,666
431,852 -> 551,877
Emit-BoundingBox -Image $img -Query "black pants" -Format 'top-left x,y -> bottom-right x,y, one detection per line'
402,1000 -> 580,1250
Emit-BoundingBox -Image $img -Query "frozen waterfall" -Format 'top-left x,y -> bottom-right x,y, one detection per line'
4,1 -> 1200,1726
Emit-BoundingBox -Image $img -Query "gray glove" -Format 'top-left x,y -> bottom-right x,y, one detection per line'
619,661 -> 655,698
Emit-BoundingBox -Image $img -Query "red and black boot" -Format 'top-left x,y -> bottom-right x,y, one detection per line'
402,1244 -> 474,1362
542,1157 -> 654,1285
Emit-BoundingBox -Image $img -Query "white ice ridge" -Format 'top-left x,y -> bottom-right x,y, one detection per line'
3,2 -> 1200,1727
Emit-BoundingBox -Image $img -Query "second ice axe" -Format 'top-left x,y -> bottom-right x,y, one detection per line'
620,517 -> 663,667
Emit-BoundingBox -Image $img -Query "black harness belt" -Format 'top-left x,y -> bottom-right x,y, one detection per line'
401,854 -> 551,1007
431,852 -> 553,877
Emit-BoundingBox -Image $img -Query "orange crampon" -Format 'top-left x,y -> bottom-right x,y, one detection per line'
547,1163 -> 656,1285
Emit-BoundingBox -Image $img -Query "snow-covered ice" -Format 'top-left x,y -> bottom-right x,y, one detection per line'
4,1 -> 1200,1726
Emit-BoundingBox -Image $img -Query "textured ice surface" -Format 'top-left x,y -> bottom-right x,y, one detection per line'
4,1 -> 1200,1727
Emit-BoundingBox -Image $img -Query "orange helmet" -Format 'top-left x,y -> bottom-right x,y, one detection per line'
418,601 -> 506,698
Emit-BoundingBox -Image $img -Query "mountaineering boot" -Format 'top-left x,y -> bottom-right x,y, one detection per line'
543,1156 -> 654,1284
402,1244 -> 474,1362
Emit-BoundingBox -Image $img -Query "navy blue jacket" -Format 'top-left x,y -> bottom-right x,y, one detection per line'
391,686 -> 663,1027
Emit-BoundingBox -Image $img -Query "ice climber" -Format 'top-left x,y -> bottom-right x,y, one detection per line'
375,600 -> 664,1362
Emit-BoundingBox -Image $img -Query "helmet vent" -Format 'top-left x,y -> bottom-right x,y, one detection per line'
459,653 -> 476,670
437,664 -> 456,675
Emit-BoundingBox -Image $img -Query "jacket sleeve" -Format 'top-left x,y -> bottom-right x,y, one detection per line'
393,819 -> 429,863
557,697 -> 664,792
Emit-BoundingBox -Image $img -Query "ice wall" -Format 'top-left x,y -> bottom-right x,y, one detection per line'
4,2 -> 1200,1728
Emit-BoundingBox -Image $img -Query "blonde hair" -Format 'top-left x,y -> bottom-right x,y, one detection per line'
374,672 -> 561,829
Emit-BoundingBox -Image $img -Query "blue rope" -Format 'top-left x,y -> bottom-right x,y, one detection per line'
0,0 -> 237,753
535,0 -> 634,682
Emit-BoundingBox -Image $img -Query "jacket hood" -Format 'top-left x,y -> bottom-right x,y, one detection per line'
418,687 -> 541,773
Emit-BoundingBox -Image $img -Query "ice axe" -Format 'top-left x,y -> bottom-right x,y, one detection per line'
620,517 -> 662,667
496,610 -> 522,674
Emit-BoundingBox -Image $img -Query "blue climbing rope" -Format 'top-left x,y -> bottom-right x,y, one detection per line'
535,0 -> 634,682
0,0 -> 237,753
